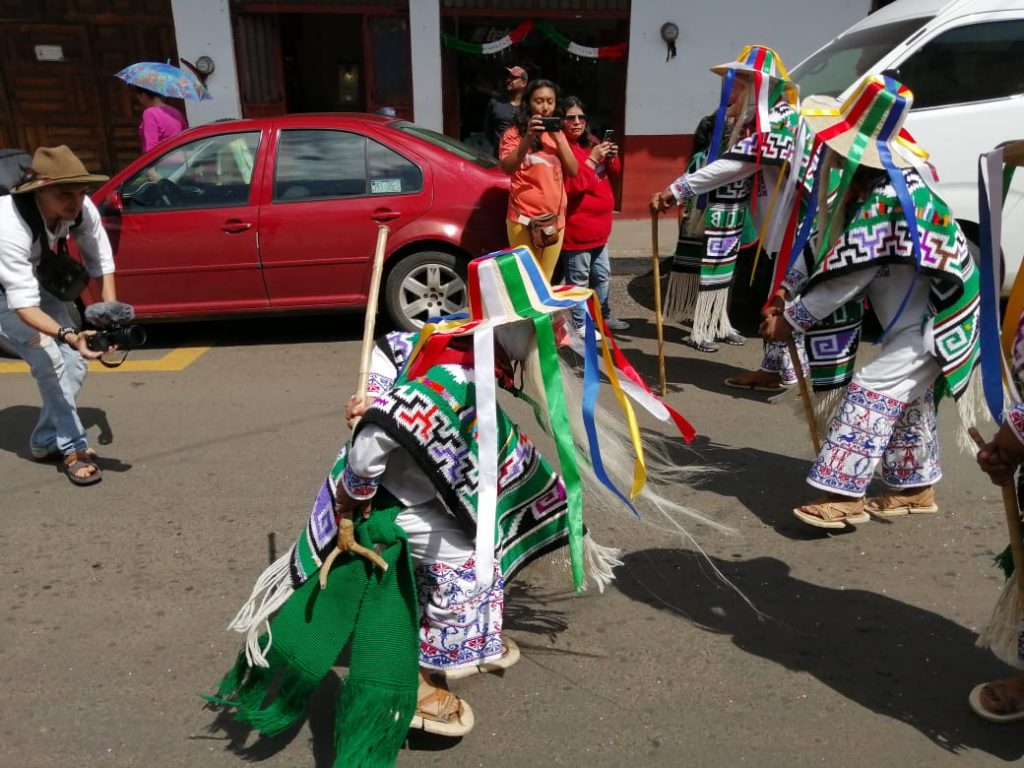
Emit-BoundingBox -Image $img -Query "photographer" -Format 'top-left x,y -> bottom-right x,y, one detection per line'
498,78 -> 578,279
0,146 -> 116,486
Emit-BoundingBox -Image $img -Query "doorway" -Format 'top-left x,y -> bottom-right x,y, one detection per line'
235,11 -> 412,119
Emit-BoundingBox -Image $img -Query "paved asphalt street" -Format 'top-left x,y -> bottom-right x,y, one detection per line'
1,272 -> 1022,768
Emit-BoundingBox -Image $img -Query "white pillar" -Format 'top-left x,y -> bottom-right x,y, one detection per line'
409,0 -> 442,131
170,0 -> 243,125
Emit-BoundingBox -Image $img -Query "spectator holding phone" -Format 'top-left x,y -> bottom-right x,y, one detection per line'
499,79 -> 578,279
560,96 -> 628,336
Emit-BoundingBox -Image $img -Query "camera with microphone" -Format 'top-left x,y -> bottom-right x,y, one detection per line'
84,301 -> 147,353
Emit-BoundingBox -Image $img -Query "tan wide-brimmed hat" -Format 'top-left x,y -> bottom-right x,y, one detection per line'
11,145 -> 109,194
801,74 -> 928,170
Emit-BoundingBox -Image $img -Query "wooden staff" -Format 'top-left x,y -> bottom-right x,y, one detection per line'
355,224 -> 391,409
969,427 -> 1024,622
651,211 -> 667,397
787,338 -> 821,453
322,224 -> 391,589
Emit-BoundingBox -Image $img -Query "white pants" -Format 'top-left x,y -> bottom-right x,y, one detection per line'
807,325 -> 942,497
398,502 -> 504,671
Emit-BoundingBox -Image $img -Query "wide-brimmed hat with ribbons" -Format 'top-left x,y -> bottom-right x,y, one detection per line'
704,44 -> 798,172
11,145 -> 109,194
402,246 -> 695,593
801,73 -> 927,170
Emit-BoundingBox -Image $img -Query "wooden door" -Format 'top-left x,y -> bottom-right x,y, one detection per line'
0,24 -> 108,171
90,19 -> 179,172
234,13 -> 288,118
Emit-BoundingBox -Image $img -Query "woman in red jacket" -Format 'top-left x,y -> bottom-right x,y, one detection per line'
560,96 -> 628,335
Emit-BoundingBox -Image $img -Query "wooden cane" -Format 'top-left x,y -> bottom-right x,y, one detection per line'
650,211 -> 667,397
348,224 -> 390,429
969,427 -> 1024,616
787,337 -> 821,454
323,224 -> 391,589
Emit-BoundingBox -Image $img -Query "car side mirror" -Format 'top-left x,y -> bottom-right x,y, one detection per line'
106,186 -> 124,215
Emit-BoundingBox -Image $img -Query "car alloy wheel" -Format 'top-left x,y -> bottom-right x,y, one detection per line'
384,250 -> 469,331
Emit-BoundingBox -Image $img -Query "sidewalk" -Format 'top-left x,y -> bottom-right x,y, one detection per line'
606,213 -> 679,274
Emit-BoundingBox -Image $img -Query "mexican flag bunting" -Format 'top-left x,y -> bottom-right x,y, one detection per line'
441,21 -> 533,55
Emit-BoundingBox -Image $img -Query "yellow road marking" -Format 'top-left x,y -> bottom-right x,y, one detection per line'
0,345 -> 210,373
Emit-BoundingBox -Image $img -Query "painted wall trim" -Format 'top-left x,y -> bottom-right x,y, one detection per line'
409,0 -> 442,131
170,0 -> 243,125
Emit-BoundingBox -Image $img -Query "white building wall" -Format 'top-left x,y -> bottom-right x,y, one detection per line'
170,0 -> 243,125
626,0 -> 866,136
409,0 -> 443,131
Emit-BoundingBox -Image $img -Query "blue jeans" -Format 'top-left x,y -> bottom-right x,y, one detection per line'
562,245 -> 611,328
0,290 -> 89,456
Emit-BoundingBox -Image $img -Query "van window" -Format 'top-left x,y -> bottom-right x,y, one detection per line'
792,18 -> 930,97
893,20 -> 1024,108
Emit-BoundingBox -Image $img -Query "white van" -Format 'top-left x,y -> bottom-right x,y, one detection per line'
791,0 -> 1024,289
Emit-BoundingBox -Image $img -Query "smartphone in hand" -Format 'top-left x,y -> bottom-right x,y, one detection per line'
602,129 -> 616,143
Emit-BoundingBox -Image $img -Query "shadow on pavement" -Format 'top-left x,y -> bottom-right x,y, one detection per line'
135,313 -> 369,352
655,431 -> 828,540
615,549 -> 1023,760
0,404 -> 130,472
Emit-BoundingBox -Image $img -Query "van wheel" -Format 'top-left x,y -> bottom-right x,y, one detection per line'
384,250 -> 468,331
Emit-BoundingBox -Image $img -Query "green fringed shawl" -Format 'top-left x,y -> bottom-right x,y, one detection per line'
208,490 -> 419,768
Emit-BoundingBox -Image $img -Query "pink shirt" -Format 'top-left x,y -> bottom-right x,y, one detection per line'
140,105 -> 188,153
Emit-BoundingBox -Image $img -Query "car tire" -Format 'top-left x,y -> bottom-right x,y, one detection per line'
384,250 -> 468,331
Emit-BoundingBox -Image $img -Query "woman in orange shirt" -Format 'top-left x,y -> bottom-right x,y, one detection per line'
499,79 -> 578,279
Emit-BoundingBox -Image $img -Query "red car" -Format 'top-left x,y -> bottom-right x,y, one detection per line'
83,114 -> 510,330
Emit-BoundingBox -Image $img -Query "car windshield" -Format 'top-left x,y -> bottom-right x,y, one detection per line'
391,122 -> 499,169
791,17 -> 932,98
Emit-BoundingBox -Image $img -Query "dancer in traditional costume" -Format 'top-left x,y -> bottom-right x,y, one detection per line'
651,45 -> 799,353
207,247 -> 710,766
762,74 -> 981,529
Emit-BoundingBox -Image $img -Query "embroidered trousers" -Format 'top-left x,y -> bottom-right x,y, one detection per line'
807,325 -> 942,497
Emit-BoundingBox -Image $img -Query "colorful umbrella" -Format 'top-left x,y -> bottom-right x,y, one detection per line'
114,61 -> 211,101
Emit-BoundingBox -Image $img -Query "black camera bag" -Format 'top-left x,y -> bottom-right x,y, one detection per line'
11,190 -> 89,301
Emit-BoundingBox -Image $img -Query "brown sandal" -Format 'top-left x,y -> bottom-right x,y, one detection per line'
865,486 -> 937,517
793,497 -> 868,529
408,687 -> 475,737
63,451 -> 102,486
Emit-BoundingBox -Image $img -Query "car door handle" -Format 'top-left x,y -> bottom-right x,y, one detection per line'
371,210 -> 401,223
221,220 -> 253,233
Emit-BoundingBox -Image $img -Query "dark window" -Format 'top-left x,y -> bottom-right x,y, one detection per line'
274,129 -> 367,202
792,18 -> 931,98
274,128 -> 423,201
120,132 -> 260,212
894,20 -> 1024,109
368,140 -> 423,194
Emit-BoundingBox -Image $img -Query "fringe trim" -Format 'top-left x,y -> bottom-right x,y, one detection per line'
801,386 -> 847,446
975,578 -> 1024,670
205,647 -> 320,737
226,550 -> 296,668
690,289 -> 733,345
519,533 -> 622,593
954,370 -> 987,455
663,272 -> 699,323
583,534 -> 623,594
333,677 -> 418,768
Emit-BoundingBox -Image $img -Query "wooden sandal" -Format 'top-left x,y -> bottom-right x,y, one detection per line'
793,497 -> 868,529
409,687 -> 475,737
63,451 -> 102,486
435,638 -> 521,681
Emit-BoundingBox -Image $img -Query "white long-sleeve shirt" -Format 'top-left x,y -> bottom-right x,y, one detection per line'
0,194 -> 114,309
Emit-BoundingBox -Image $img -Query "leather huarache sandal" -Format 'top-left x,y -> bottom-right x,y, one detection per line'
435,638 -> 521,681
63,451 -> 102,486
409,687 -> 475,737
864,486 -> 937,518
792,497 -> 868,529
969,679 -> 1024,723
